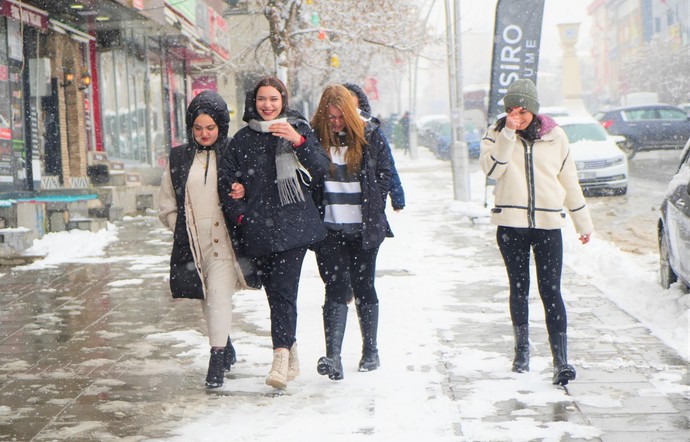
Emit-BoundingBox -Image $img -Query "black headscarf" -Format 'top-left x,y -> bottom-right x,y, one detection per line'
185,90 -> 230,149
185,90 -> 230,184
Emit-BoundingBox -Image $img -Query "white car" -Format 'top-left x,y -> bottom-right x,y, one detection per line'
555,116 -> 629,195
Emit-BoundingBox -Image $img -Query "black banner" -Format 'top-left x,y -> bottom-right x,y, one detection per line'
487,0 -> 545,123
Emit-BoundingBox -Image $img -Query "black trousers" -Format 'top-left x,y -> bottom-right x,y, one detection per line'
257,246 -> 308,349
315,230 -> 379,306
496,226 -> 567,335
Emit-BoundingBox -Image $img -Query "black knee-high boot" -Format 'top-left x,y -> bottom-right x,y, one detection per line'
317,302 -> 348,380
206,348 -> 226,388
512,324 -> 529,373
357,302 -> 380,372
549,331 -> 576,385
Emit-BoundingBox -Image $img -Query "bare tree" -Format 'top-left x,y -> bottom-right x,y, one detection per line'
620,36 -> 690,105
224,0 -> 435,108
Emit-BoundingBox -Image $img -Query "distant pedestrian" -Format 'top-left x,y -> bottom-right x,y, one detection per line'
343,82 -> 405,211
398,111 -> 411,155
158,90 -> 250,389
479,79 -> 593,386
218,77 -> 329,389
310,84 -> 391,380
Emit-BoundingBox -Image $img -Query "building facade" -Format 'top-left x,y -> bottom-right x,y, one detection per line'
0,0 -> 232,196
587,0 -> 689,106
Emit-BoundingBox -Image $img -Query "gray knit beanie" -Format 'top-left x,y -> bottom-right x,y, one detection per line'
503,79 -> 540,115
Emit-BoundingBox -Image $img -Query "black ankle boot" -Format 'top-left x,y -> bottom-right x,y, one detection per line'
206,348 -> 226,388
549,331 -> 576,386
223,336 -> 237,372
317,302 -> 348,381
512,324 -> 529,373
357,303 -> 380,372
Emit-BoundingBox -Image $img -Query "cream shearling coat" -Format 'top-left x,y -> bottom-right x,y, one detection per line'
480,118 -> 593,235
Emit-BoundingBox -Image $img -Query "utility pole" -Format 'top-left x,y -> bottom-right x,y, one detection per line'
445,0 -> 470,201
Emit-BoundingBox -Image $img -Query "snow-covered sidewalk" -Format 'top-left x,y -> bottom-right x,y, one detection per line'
1,147 -> 687,441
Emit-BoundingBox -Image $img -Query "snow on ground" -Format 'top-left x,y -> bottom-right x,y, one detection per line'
13,147 -> 688,441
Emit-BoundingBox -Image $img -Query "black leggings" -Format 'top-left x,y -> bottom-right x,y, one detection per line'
315,230 -> 379,306
497,226 -> 567,335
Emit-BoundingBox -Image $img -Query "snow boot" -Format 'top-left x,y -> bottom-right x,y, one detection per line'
317,302 -> 348,380
549,331 -> 576,386
512,324 -> 530,373
288,342 -> 300,381
266,347 -> 290,389
205,348 -> 226,388
357,302 -> 380,372
223,336 -> 237,372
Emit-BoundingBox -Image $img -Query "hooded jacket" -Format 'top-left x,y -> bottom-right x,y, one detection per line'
159,91 -> 255,299
218,92 -> 330,258
343,83 -> 405,210
480,114 -> 593,234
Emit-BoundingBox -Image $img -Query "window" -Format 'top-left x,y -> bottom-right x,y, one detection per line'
658,108 -> 687,120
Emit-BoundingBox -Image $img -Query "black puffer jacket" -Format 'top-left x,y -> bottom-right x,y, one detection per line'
218,93 -> 330,258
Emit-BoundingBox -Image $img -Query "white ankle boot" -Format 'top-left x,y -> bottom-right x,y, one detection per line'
288,342 -> 300,381
266,348 -> 289,389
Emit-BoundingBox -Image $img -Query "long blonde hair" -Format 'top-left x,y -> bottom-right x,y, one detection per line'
311,84 -> 367,175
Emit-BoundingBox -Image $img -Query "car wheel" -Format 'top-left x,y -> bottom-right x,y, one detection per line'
620,140 -> 637,159
659,228 -> 678,289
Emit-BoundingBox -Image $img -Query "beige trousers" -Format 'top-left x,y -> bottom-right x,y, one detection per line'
197,218 -> 236,347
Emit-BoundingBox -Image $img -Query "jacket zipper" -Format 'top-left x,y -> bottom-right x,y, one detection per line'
523,139 -> 536,228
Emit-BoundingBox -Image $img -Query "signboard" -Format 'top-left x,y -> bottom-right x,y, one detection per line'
209,8 -> 229,60
487,0 -> 545,123
1,0 -> 49,30
165,0 -> 196,24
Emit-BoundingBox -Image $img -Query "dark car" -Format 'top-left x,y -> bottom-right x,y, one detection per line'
658,137 -> 690,290
416,115 -> 480,160
594,104 -> 690,159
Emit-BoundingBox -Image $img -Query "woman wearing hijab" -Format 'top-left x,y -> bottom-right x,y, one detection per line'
158,90 -> 249,389
480,79 -> 593,386
218,77 -> 329,389
310,84 -> 391,381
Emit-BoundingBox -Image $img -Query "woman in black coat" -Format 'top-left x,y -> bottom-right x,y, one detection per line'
310,84 -> 391,381
218,77 -> 329,389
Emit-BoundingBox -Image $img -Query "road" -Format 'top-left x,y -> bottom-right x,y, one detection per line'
587,149 -> 682,256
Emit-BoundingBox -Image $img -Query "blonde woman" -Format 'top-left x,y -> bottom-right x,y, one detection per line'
310,85 -> 391,380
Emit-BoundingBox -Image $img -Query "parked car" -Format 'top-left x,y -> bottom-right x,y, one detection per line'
594,104 -> 690,159
539,106 -> 570,117
658,136 -> 690,289
416,114 -> 481,160
556,116 -> 629,195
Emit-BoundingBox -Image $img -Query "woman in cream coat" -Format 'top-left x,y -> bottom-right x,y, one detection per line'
159,90 -> 248,388
480,79 -> 593,386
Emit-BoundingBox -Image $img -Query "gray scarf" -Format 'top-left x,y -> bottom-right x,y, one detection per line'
248,116 -> 306,206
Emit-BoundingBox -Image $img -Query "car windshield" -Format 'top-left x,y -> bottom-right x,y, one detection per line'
561,123 -> 609,143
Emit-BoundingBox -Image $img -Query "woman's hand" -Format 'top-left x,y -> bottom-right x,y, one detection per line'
230,182 -> 245,199
269,121 -> 301,145
579,233 -> 591,245
505,107 -> 523,130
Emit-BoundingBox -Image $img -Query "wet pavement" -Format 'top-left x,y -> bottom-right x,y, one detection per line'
0,158 -> 688,441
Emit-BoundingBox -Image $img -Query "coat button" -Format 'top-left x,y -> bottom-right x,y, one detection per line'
214,252 -> 218,257
214,221 -> 219,226
213,238 -> 219,243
